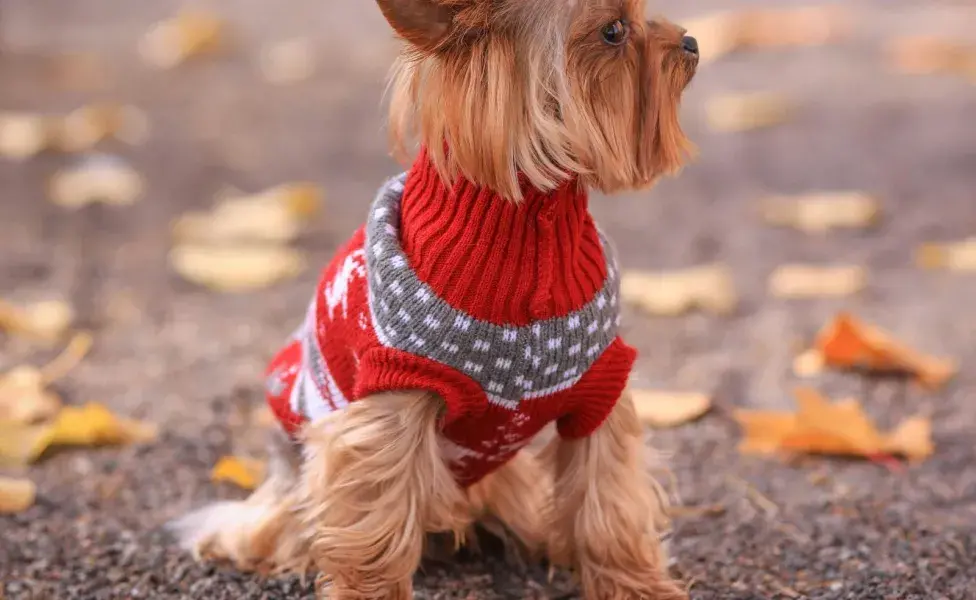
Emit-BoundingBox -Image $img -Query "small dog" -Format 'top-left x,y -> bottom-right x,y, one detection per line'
172,0 -> 698,598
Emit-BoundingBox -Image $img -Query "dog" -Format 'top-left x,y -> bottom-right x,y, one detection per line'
171,0 -> 698,598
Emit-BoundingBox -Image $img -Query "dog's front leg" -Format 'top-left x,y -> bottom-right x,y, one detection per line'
547,393 -> 687,600
298,391 -> 470,599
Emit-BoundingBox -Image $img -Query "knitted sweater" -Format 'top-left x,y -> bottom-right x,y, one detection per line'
266,151 -> 636,486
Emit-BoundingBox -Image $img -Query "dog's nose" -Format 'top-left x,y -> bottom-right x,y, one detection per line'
681,35 -> 699,55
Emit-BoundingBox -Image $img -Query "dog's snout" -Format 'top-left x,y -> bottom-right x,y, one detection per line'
681,35 -> 699,55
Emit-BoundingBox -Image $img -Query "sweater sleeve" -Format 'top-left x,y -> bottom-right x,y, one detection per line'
355,346 -> 488,427
556,336 -> 637,439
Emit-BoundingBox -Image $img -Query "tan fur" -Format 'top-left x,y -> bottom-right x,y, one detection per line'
385,0 -> 697,199
175,0 -> 696,596
546,392 -> 686,599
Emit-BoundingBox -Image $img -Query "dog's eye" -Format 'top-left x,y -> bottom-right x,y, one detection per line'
601,20 -> 628,46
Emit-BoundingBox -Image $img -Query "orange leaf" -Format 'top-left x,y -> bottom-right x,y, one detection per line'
211,456 -> 266,490
814,313 -> 956,389
735,387 -> 934,462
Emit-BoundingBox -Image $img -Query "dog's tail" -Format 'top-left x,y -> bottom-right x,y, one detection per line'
167,429 -> 311,575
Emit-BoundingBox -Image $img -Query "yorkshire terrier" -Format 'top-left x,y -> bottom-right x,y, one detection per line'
172,0 -> 698,598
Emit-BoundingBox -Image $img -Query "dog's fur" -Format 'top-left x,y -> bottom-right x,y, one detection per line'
172,1 -> 697,597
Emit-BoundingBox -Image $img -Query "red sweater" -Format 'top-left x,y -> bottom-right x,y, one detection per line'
266,151 -> 636,486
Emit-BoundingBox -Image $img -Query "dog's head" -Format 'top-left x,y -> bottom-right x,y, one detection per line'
380,0 -> 698,200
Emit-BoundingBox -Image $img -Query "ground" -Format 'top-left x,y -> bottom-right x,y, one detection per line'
1,0 -> 975,598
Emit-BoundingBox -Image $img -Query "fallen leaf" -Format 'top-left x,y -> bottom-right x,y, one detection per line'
887,36 -> 976,80
760,191 -> 880,233
139,10 -> 225,69
681,6 -> 848,64
169,244 -> 306,292
259,38 -> 315,85
0,367 -> 62,424
250,404 -> 276,428
621,265 -> 737,316
53,103 -> 150,151
631,390 -> 711,428
792,349 -> 825,378
814,313 -> 956,389
768,264 -> 866,299
668,503 -> 726,519
0,298 -> 74,342
0,477 -> 36,514
882,415 -> 934,462
916,238 -> 976,272
736,6 -> 849,50
211,456 -> 266,490
706,92 -> 793,133
734,387 -> 934,461
49,154 -> 144,208
0,402 -> 158,465
0,331 -> 91,425
0,112 -> 53,159
172,183 -> 322,244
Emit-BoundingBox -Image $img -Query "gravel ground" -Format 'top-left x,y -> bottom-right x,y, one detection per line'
2,0 -> 976,598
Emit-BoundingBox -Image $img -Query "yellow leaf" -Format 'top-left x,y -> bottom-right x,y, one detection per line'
0,112 -> 53,159
172,183 -> 321,245
760,192 -> 880,233
768,264 -> 866,299
814,313 -> 956,389
621,265 -> 736,316
139,10 -> 225,69
0,298 -> 74,343
53,104 -> 149,152
916,238 -> 976,272
792,349 -> 825,378
631,390 -> 711,428
0,477 -> 36,514
0,367 -> 62,424
169,244 -> 305,292
49,155 -> 144,208
0,402 -> 158,465
706,92 -> 793,133
734,387 -> 935,462
211,456 -> 266,490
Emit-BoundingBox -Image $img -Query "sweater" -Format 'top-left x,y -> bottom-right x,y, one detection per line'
265,150 -> 636,486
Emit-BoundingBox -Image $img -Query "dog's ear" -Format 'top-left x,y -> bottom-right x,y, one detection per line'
376,0 -> 458,51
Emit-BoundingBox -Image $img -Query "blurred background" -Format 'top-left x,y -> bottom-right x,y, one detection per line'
1,1 -> 974,598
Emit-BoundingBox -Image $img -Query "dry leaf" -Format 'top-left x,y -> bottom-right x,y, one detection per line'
814,313 -> 956,389
631,390 -> 711,428
0,112 -> 53,160
0,298 -> 74,342
681,6 -> 848,64
760,191 -> 880,233
172,183 -> 322,244
734,387 -> 934,461
140,10 -> 225,69
49,155 -> 144,208
260,38 -> 315,85
170,244 -> 306,292
0,477 -> 36,514
54,104 -> 150,151
916,238 -> 976,272
250,404 -> 276,428
887,36 -> 976,79
792,349 -> 825,378
768,264 -> 866,299
211,456 -> 266,490
621,265 -> 737,316
706,92 -> 792,133
737,6 -> 849,49
0,367 -> 62,424
0,331 -> 92,425
0,402 -> 158,465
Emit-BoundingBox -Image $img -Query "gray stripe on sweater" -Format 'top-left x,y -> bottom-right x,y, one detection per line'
364,174 -> 621,407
